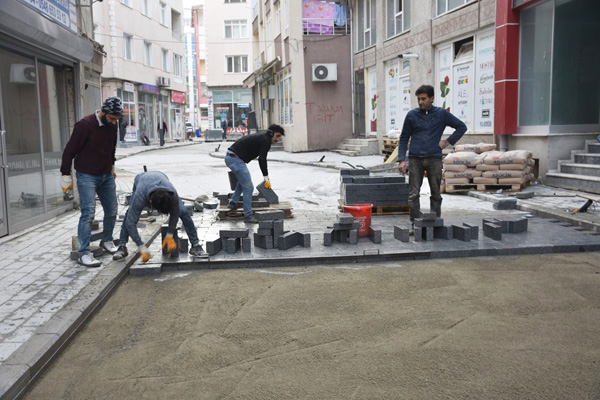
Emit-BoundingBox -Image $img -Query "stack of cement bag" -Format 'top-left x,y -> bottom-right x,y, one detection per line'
442,143 -> 496,186
443,144 -> 535,189
474,150 -> 535,186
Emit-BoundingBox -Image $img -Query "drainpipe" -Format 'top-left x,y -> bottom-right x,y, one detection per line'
348,0 -> 355,137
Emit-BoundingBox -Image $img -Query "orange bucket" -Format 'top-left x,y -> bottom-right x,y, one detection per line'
343,204 -> 373,238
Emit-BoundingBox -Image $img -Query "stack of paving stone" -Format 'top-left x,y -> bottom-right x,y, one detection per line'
482,217 -> 528,241
394,213 -> 478,243
340,169 -> 408,207
216,193 -> 270,209
205,228 -> 251,255
253,210 -> 310,250
324,213 -> 382,245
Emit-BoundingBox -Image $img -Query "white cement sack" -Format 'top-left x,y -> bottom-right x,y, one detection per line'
482,170 -> 527,179
455,143 -> 497,154
444,177 -> 471,184
443,163 -> 468,172
444,152 -> 485,167
473,177 -> 498,184
499,163 -> 527,170
499,176 -> 528,184
475,164 -> 499,171
444,169 -> 482,179
483,150 -> 533,165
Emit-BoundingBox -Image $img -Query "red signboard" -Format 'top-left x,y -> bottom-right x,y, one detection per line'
171,91 -> 186,104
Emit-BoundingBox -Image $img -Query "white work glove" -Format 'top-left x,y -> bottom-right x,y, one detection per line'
263,176 -> 271,189
61,175 -> 73,193
138,245 -> 151,263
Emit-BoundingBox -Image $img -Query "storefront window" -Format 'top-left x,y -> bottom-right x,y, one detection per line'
39,62 -> 70,213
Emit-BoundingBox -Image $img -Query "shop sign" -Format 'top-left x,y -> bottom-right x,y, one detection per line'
138,83 -> 160,94
474,30 -> 495,131
171,91 -> 186,104
385,60 -> 397,134
123,82 -> 134,92
213,92 -> 233,103
19,0 -> 72,31
454,63 -> 473,130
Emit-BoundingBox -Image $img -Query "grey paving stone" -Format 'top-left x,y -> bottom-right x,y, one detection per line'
422,212 -> 437,221
394,225 -> 410,242
340,169 -> 370,176
277,232 -> 301,250
463,223 -> 479,240
424,227 -> 434,241
273,220 -> 284,239
483,223 -> 502,241
301,233 -> 311,247
508,218 -> 528,233
256,181 -> 280,204
414,227 -> 423,242
323,231 -> 333,246
368,227 -> 382,244
129,264 -> 162,276
414,218 -> 444,228
219,229 -> 250,239
224,238 -> 240,254
205,237 -> 223,256
452,225 -> 471,242
434,225 -> 453,240
256,228 -> 273,236
337,213 -> 355,225
258,220 -> 274,229
254,210 -> 285,221
333,221 -> 360,230
242,237 -> 251,252
0,363 -> 29,400
254,233 -> 274,249
341,176 -> 353,183
349,229 -> 359,245
516,191 -> 535,199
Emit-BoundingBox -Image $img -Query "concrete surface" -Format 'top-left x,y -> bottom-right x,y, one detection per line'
1,140 -> 600,399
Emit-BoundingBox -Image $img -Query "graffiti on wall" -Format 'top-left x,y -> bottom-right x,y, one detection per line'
305,102 -> 344,123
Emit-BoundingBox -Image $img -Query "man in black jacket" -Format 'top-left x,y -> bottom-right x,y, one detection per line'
225,124 -> 284,223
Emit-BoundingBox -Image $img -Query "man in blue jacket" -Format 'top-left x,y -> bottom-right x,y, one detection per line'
398,85 -> 467,228
113,171 -> 206,261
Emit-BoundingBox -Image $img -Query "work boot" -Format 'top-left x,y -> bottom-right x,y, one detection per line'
78,253 -> 101,268
189,244 -> 208,257
100,240 -> 118,254
113,244 -> 128,261
227,202 -> 238,211
244,215 -> 258,223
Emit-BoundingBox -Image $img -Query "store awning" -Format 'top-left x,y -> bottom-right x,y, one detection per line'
0,1 -> 94,63
243,56 -> 281,88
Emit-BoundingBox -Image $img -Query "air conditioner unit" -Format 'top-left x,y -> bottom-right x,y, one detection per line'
157,76 -> 170,87
312,63 -> 337,82
10,64 -> 36,84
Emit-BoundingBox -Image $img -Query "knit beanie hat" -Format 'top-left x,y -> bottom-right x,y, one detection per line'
101,97 -> 123,116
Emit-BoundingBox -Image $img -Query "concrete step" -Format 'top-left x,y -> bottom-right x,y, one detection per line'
586,142 -> 600,154
332,149 -> 360,157
559,163 -> 600,177
573,153 -> 600,165
545,171 -> 600,195
271,143 -> 284,152
336,138 -> 379,156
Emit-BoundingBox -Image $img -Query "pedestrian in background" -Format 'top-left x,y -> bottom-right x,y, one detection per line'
397,85 -> 467,231
221,118 -> 228,141
158,119 -> 168,146
225,124 -> 284,223
112,171 -> 207,261
60,97 -> 122,267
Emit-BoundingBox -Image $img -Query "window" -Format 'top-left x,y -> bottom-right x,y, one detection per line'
123,33 -> 133,60
160,2 -> 167,25
162,49 -> 169,71
266,12 -> 272,43
357,0 -> 376,51
225,55 -> 248,73
174,54 -> 182,77
284,0 -> 289,37
386,0 -> 410,38
277,66 -> 293,124
275,6 -> 281,36
121,0 -> 131,6
142,0 -> 150,16
225,0 -> 246,3
224,20 -> 248,38
144,42 -> 152,65
437,0 -> 475,16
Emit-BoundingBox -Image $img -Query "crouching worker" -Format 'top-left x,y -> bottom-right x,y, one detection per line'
113,171 -> 206,262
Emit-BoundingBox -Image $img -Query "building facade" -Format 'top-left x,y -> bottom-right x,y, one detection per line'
352,0 -> 600,179
203,0 -> 254,133
246,0 -> 353,152
0,0 -> 101,236
93,0 -> 187,143
191,2 -> 209,131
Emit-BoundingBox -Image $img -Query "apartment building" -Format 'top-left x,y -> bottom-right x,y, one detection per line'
0,0 -> 101,235
93,0 -> 187,143
191,1 -> 209,131
352,0 -> 600,183
246,0 -> 353,152
203,0 -> 253,133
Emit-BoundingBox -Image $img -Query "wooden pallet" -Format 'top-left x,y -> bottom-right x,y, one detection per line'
445,183 -> 478,193
446,181 -> 530,193
217,201 -> 294,220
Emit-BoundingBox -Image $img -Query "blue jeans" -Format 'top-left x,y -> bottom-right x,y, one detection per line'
118,198 -> 199,247
225,154 -> 253,217
76,172 -> 118,255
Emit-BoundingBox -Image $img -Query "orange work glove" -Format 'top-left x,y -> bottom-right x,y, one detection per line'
139,245 -> 151,263
162,234 -> 177,253
112,166 -> 117,179
61,175 -> 73,193
263,176 -> 271,189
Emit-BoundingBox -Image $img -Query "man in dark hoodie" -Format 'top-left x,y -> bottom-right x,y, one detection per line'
112,171 -> 206,262
61,97 -> 122,267
225,124 -> 284,223
398,85 -> 467,230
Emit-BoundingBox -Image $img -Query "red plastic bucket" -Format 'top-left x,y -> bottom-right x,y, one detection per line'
343,204 -> 373,238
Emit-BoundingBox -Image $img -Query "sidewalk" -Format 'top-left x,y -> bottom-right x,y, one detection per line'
1,140 -> 599,399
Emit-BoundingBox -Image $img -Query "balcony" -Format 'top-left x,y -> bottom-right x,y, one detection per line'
303,17 -> 350,36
